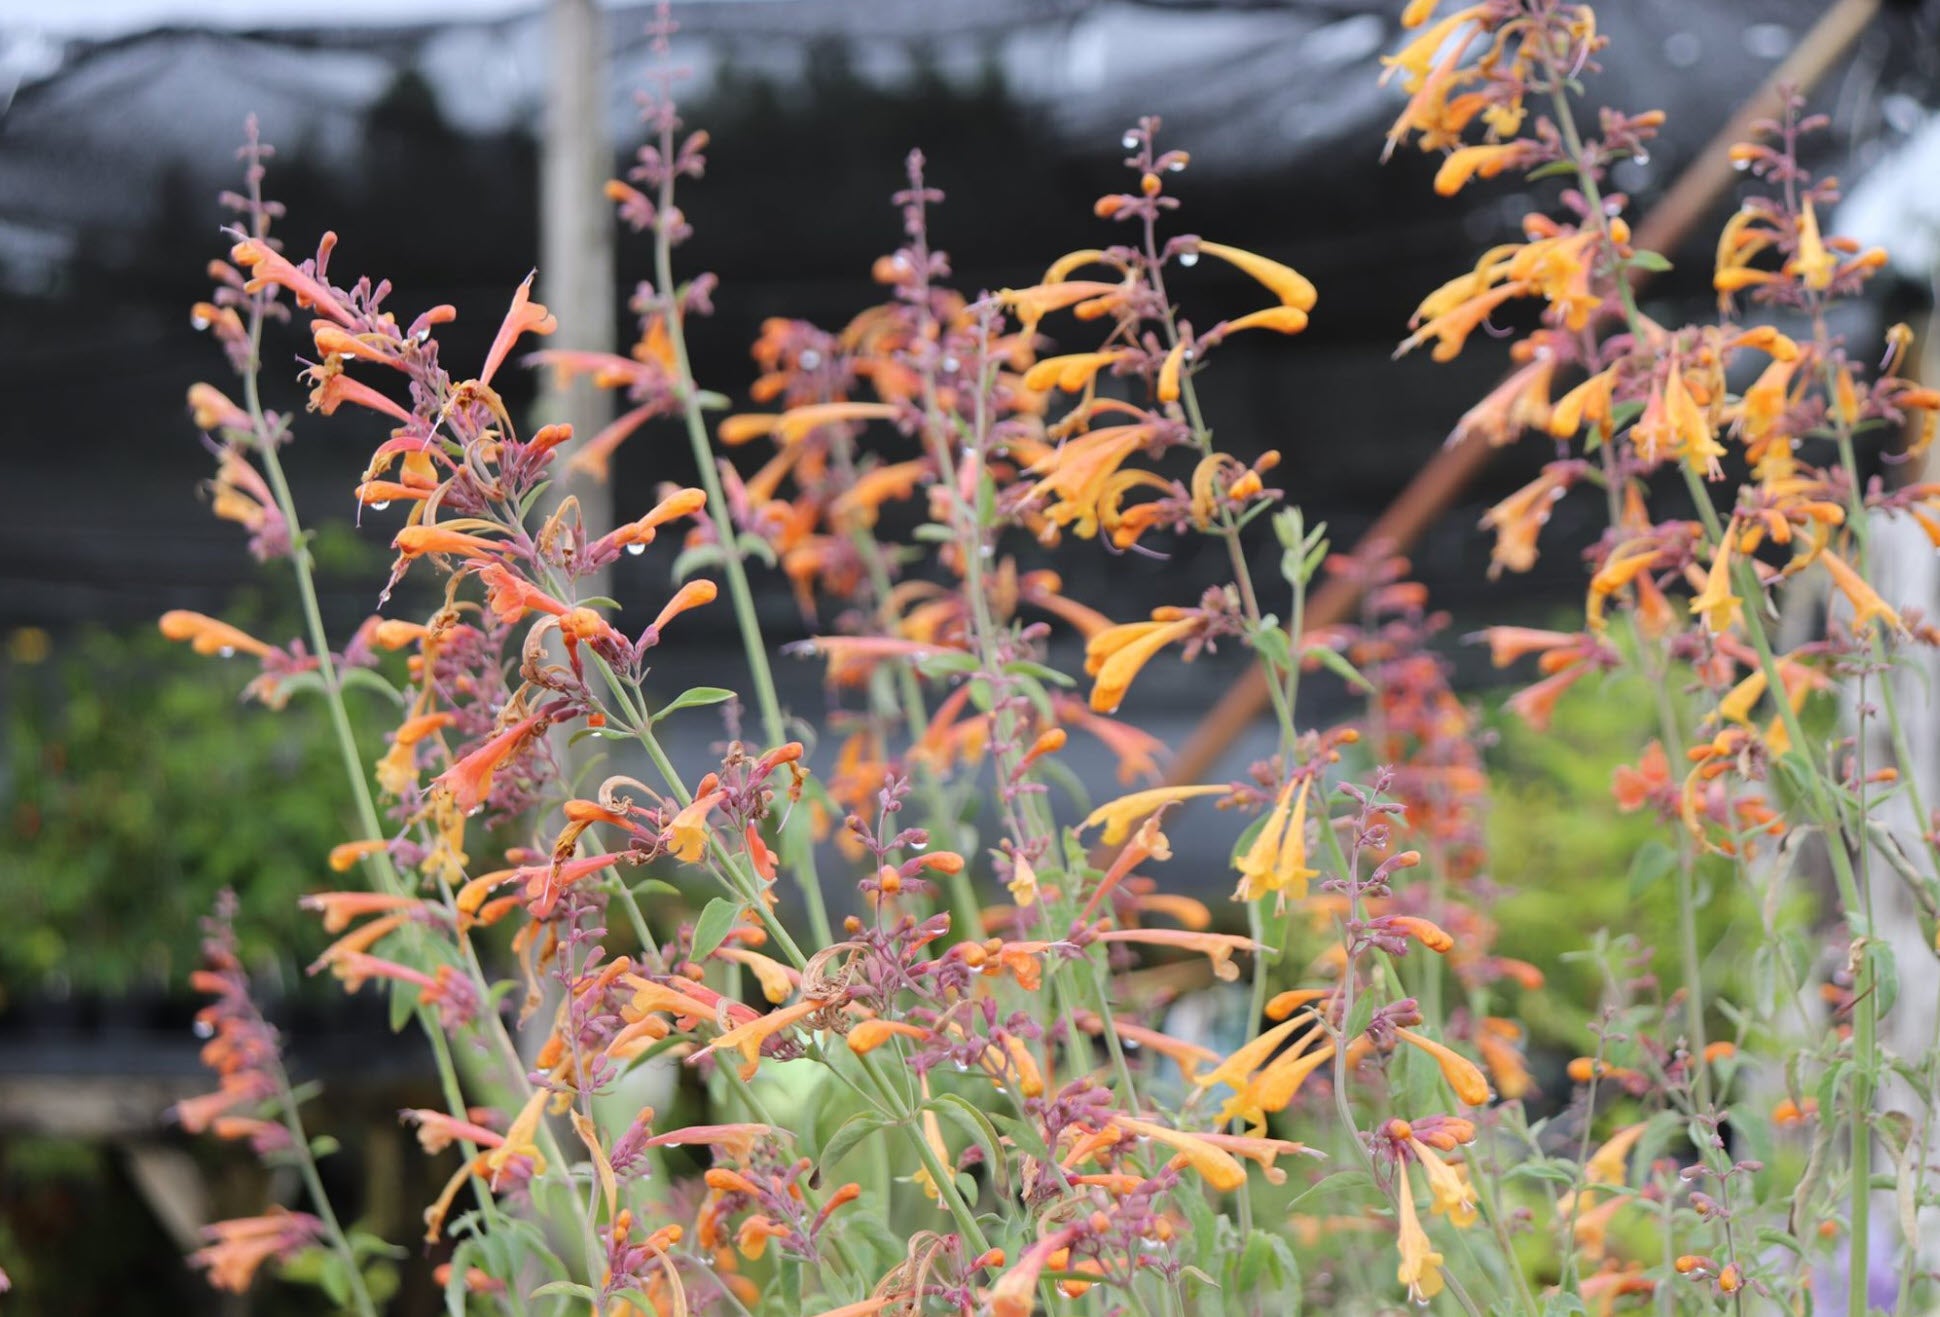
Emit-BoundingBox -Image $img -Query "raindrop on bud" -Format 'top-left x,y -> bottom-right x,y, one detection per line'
190,312 -> 211,330
1632,150 -> 1650,166
799,349 -> 821,369
1121,132 -> 1139,150
1177,251 -> 1199,268
1166,159 -> 1185,172
217,645 -> 235,658
369,500 -> 392,511
626,542 -> 646,556
940,355 -> 960,372
1733,157 -> 1750,171
193,1019 -> 215,1038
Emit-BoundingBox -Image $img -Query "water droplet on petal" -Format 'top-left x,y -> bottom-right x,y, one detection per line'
1177,251 -> 1199,268
468,805 -> 485,818
190,313 -> 211,330
1632,149 -> 1650,167
193,1018 -> 215,1038
1167,160 -> 1185,173
1733,157 -> 1751,171
940,356 -> 960,373
217,645 -> 235,658
799,349 -> 822,369
626,542 -> 646,556
1121,132 -> 1139,150
369,500 -> 392,512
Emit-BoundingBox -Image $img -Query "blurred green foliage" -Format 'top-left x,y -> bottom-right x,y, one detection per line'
1483,665 -> 1817,1051
1,614 -> 380,998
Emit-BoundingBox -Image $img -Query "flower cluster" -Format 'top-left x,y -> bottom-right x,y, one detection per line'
157,5 -> 1940,1313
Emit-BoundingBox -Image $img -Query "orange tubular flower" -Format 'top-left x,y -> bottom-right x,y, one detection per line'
391,521 -> 506,563
1022,349 -> 1133,394
229,238 -> 354,323
432,712 -> 548,816
1107,1116 -> 1251,1192
691,998 -> 824,1079
1394,1028 -> 1491,1106
160,610 -> 273,659
1822,550 -> 1903,634
1191,241 -> 1319,316
1028,424 -> 1165,540
1084,612 -> 1200,713
771,401 -> 899,445
477,272 -> 557,387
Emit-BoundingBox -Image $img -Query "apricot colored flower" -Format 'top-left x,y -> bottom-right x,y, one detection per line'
1688,533 -> 1743,635
160,610 -> 272,659
1394,1028 -> 1491,1106
1191,241 -> 1318,315
1084,612 -> 1200,712
1822,550 -> 1903,633
478,272 -> 557,387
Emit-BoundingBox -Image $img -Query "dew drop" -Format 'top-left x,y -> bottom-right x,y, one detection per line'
369,500 -> 392,512
1177,251 -> 1199,268
941,355 -> 960,372
910,838 -> 928,850
1122,132 -> 1140,150
190,312 -> 211,330
626,542 -> 647,556
468,805 -> 485,818
799,349 -> 822,369
1733,157 -> 1751,171
193,1018 -> 215,1038
217,645 -> 236,658
1166,159 -> 1185,173
1632,149 -> 1650,167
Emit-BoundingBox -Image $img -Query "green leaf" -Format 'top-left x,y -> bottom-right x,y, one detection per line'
916,651 -> 980,680
820,1111 -> 893,1170
690,897 -> 742,963
1627,250 -> 1673,273
308,1134 -> 340,1160
1001,658 -> 1076,688
735,531 -> 779,568
1626,839 -> 1676,899
929,1092 -> 1010,1197
388,978 -> 416,1033
654,687 -> 736,721
1868,939 -> 1899,1020
1302,644 -> 1375,693
530,1281 -> 599,1300
672,543 -> 725,580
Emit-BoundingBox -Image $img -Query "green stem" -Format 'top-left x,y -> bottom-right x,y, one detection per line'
650,126 -> 833,950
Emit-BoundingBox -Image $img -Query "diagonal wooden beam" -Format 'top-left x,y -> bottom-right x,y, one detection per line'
1159,0 -> 1883,789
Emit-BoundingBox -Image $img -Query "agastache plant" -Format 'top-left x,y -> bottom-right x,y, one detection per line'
162,5 -> 1940,1314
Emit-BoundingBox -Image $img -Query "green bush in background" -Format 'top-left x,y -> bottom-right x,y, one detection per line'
1,601 -> 385,1001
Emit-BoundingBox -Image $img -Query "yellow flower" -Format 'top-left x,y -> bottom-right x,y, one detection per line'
664,789 -> 725,863
1689,532 -> 1743,635
1790,200 -> 1836,291
1080,784 -> 1227,846
1233,778 -> 1321,904
1395,1170 -> 1447,1303
1409,1137 -> 1479,1227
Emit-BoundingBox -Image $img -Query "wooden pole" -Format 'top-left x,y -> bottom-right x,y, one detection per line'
1159,0 -> 1883,789
540,0 -> 617,540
